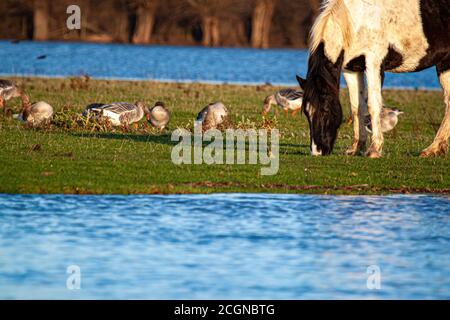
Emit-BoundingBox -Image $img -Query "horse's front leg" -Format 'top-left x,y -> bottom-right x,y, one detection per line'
421,68 -> 450,157
365,58 -> 384,158
343,71 -> 367,155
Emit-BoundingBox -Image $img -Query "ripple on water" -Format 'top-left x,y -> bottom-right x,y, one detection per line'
0,41 -> 441,89
0,193 -> 449,299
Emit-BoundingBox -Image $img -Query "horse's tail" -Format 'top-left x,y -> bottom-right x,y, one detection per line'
310,0 -> 352,54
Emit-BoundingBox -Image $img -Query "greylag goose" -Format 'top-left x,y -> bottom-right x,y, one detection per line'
0,79 -> 23,113
15,96 -> 53,127
84,101 -> 147,126
82,103 -> 105,117
365,107 -> 404,133
263,88 -> 303,116
148,101 -> 170,130
196,102 -> 228,131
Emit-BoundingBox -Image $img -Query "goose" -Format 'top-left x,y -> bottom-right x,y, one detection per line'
0,79 -> 23,112
365,107 -> 404,133
148,101 -> 170,130
84,101 -> 147,126
15,96 -> 53,127
82,103 -> 105,117
196,102 -> 228,131
263,88 -> 303,116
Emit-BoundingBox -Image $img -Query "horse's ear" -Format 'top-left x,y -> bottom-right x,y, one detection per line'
296,75 -> 307,90
296,75 -> 305,83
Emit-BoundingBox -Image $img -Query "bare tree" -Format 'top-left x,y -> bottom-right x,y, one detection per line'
32,0 -> 50,40
187,0 -> 221,46
113,0 -> 130,42
310,0 -> 320,15
150,0 -> 196,45
271,0 -> 312,47
0,0 -> 317,48
187,0 -> 251,47
251,0 -> 276,48
131,0 -> 160,44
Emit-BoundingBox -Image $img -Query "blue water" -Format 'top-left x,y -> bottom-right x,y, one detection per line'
0,41 -> 441,89
0,193 -> 449,299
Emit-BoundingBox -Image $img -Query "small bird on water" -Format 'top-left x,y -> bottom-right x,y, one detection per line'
262,88 -> 303,117
365,107 -> 404,133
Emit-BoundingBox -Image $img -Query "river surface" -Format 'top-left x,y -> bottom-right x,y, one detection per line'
0,41 -> 441,89
0,193 -> 449,299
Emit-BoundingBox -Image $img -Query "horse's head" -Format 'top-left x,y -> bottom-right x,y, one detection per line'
297,44 -> 344,156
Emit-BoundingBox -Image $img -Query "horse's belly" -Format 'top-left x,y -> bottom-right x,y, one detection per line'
387,49 -> 447,73
388,61 -> 424,73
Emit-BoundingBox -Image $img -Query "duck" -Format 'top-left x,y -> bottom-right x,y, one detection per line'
148,101 -> 170,130
365,107 -> 404,133
196,102 -> 228,131
84,101 -> 147,126
0,79 -> 23,113
15,95 -> 53,127
263,88 -> 303,116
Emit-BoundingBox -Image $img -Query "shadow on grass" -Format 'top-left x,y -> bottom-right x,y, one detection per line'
279,143 -> 353,156
72,132 -> 313,151
71,132 -> 177,146
279,143 -> 310,156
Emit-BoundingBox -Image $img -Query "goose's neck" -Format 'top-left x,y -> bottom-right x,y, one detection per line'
21,94 -> 31,108
21,94 -> 32,119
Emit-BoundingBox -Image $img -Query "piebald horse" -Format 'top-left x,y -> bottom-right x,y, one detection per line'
298,0 -> 450,157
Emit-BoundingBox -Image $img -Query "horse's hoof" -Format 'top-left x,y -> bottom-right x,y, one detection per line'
366,149 -> 382,158
420,151 -> 432,157
345,148 -> 360,156
420,146 -> 448,157
346,141 -> 366,156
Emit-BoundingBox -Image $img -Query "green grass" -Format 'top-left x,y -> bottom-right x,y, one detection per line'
0,77 -> 448,195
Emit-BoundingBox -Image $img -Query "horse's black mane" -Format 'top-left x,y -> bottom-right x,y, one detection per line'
304,42 -> 343,111
303,42 -> 344,154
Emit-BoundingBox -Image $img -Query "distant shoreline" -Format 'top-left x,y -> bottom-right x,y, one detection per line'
0,74 -> 442,92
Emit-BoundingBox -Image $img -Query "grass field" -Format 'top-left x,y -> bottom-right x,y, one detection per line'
0,77 -> 448,195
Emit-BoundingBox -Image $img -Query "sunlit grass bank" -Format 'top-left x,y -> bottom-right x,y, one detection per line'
0,77 -> 448,194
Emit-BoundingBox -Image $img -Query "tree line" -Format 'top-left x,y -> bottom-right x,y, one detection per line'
0,0 -> 320,48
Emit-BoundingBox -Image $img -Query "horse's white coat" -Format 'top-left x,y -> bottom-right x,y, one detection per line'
311,140 -> 322,156
310,0 -> 447,157
350,0 -> 382,32
313,0 -> 430,72
343,70 -> 367,155
422,70 -> 450,156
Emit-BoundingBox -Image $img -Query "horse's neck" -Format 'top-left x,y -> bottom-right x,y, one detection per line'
310,0 -> 352,64
308,43 -> 343,94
